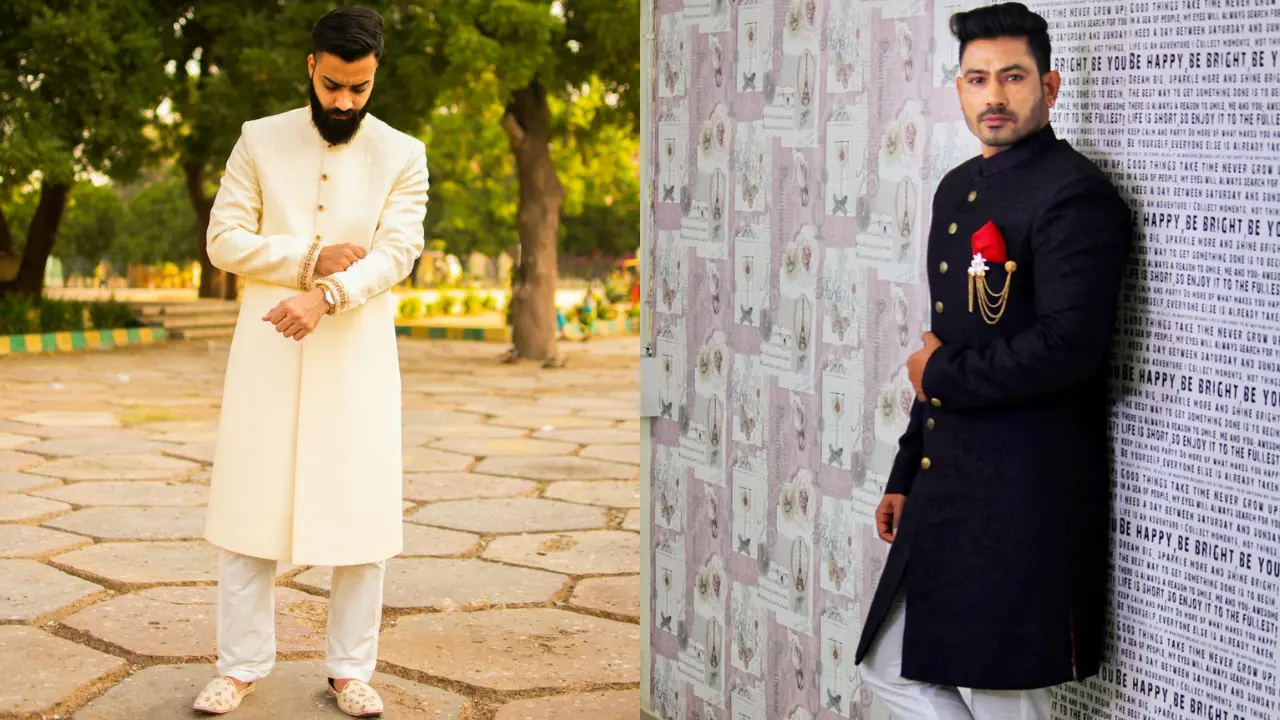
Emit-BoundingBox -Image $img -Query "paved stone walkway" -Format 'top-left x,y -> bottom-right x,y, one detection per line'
0,337 -> 641,719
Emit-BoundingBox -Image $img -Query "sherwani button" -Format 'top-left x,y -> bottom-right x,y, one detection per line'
968,191 -> 978,202
322,174 -> 329,181
948,223 -> 957,235
318,205 -> 325,212
931,398 -> 942,408
935,301 -> 944,313
926,418 -> 936,430
940,261 -> 948,274
921,458 -> 932,470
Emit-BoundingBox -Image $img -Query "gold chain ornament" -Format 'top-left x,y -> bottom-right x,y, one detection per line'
967,254 -> 1017,325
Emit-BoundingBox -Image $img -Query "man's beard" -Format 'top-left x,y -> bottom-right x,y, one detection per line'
309,81 -> 368,146
975,96 -> 1048,148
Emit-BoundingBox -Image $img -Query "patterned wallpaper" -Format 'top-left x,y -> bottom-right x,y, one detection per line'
644,0 -> 984,717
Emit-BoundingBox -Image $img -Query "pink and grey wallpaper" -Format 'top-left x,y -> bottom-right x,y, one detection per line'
645,0 -> 984,717
644,0 -> 1280,717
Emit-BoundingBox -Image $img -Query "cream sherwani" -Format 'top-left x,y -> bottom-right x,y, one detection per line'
204,107 -> 426,567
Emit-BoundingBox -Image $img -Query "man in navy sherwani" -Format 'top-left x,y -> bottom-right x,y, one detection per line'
854,4 -> 1134,718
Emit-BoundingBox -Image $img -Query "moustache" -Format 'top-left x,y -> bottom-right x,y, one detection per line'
980,109 -> 1014,121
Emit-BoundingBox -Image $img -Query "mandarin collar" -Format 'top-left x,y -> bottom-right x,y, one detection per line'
978,123 -> 1057,177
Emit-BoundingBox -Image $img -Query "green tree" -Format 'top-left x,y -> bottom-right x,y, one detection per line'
116,174 -> 199,267
0,0 -> 168,297
56,183 -> 125,275
428,0 -> 640,361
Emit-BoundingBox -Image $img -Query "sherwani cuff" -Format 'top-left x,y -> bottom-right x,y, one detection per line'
314,276 -> 351,315
298,237 -> 324,291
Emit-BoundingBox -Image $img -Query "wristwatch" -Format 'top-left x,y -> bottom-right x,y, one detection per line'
320,285 -> 337,311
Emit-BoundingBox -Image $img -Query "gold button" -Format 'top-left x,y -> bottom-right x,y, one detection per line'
926,418 -> 935,430
318,205 -> 325,212
948,223 -> 957,235
921,458 -> 932,470
968,191 -> 978,202
322,173 -> 329,181
935,301 -> 944,313
931,398 -> 942,408
315,234 -> 321,240
939,261 -> 948,274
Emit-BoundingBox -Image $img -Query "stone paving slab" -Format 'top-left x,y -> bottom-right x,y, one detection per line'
295,557 -> 567,610
402,472 -> 536,502
0,523 -> 94,558
569,576 -> 641,621
400,522 -> 480,557
533,427 -> 640,445
18,435 -> 176,458
379,608 -> 640,692
429,436 -> 579,458
0,491 -> 72,520
0,470 -> 55,493
165,442 -> 217,464
545,480 -> 641,508
28,452 -> 203,481
0,625 -> 127,717
45,506 -> 206,541
75,661 -> 469,719
32,480 -> 209,506
10,410 -> 121,427
483,531 -> 642,575
490,414 -> 615,430
474,455 -> 639,482
0,432 -> 37,450
0,559 -> 103,621
408,498 -> 607,534
493,690 -> 639,720
580,443 -> 643,465
418,423 -> 529,439
402,448 -> 475,473
0,448 -> 41,472
62,586 -> 327,658
622,509 -> 642,532
55,541 -> 220,587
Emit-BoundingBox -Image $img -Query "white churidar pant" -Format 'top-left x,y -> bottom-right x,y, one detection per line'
215,550 -> 385,683
862,592 -> 1053,720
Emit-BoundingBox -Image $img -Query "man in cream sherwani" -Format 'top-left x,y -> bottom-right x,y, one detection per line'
191,8 -> 424,717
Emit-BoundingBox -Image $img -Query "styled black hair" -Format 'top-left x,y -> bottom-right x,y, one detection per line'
312,7 -> 384,62
950,2 -> 1051,75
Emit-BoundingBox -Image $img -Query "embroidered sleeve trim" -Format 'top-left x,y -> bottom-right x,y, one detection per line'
314,277 -> 350,314
298,237 -> 323,290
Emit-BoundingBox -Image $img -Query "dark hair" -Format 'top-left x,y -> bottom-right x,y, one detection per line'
312,7 -> 384,62
950,2 -> 1051,75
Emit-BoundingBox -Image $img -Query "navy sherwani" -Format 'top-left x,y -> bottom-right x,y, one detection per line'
854,124 -> 1134,690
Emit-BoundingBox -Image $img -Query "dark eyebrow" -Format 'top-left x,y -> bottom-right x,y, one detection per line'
964,64 -> 1031,77
321,76 -> 371,89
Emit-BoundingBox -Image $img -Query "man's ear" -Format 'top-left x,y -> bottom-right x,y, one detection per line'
1042,69 -> 1062,108
307,53 -> 316,76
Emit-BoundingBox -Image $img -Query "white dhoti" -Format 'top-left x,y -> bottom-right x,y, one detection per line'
216,550 -> 385,683
862,592 -> 1053,720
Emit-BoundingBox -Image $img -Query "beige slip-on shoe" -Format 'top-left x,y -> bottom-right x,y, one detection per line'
328,678 -> 384,717
192,677 -> 255,715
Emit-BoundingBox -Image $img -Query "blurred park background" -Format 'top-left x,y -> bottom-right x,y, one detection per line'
0,0 -> 640,349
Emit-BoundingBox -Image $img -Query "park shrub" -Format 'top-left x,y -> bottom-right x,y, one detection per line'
398,296 -> 424,319
435,295 -> 456,315
0,296 -> 139,335
626,305 -> 641,319
461,291 -> 484,315
481,294 -> 498,311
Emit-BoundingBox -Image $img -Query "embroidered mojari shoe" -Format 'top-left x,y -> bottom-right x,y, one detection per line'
192,677 -> 255,715
328,678 -> 384,717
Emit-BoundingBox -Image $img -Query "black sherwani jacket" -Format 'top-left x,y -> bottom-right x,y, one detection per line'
853,125 -> 1134,690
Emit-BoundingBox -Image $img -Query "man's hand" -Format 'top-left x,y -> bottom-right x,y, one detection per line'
314,243 -> 366,278
875,493 -> 907,543
263,289 -> 330,341
907,331 -> 943,401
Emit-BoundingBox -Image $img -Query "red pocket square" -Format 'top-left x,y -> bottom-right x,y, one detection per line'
971,221 -> 1007,263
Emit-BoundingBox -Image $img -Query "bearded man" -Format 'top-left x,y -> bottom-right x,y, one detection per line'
192,7 -> 426,717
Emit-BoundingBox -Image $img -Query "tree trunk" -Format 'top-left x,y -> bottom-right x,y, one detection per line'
0,182 -> 71,298
184,159 -> 226,299
0,203 -> 14,256
502,79 -> 564,362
